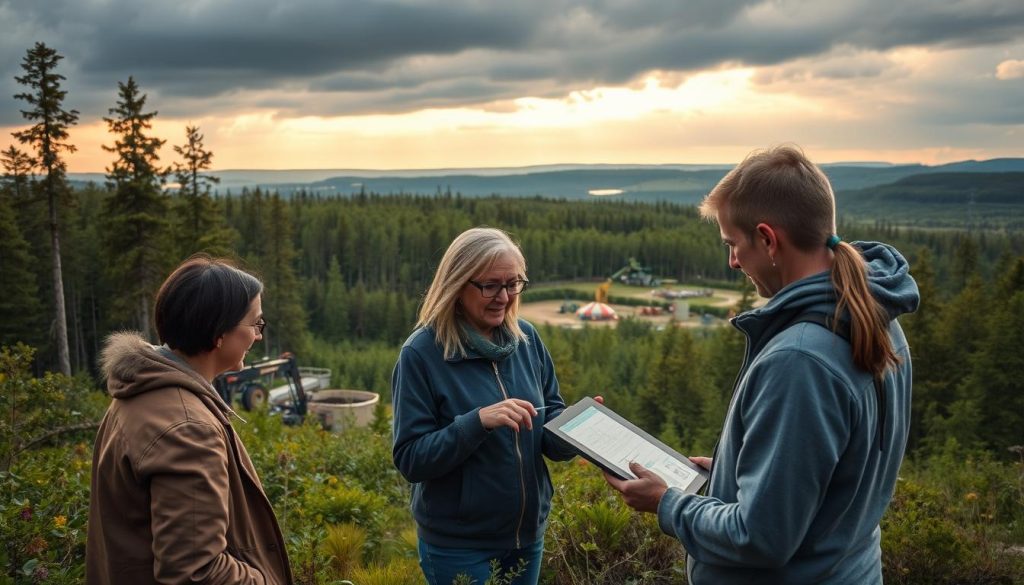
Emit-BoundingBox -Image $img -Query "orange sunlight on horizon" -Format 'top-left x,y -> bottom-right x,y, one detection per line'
4,68 -> 1012,173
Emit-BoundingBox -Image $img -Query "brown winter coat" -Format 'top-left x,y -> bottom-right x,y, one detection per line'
86,332 -> 292,584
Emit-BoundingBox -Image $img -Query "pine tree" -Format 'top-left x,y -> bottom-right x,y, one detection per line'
171,125 -> 236,256
257,193 -> 309,356
637,326 -> 709,451
322,256 -> 349,341
0,146 -> 34,199
0,191 -> 42,346
102,76 -> 170,339
957,291 -> 1024,452
12,42 -> 79,374
951,236 -> 980,292
901,248 -> 947,451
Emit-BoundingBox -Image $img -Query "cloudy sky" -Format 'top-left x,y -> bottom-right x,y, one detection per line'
2,0 -> 1023,171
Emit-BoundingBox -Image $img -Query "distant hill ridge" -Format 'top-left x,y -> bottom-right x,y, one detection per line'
66,159 -> 1024,204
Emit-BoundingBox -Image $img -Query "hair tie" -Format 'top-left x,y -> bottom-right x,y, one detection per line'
826,234 -> 842,250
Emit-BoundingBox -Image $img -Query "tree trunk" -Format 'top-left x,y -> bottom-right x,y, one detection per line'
49,184 -> 71,376
140,294 -> 152,342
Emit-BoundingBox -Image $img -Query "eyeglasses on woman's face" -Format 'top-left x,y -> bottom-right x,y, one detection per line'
250,317 -> 267,335
467,279 -> 529,298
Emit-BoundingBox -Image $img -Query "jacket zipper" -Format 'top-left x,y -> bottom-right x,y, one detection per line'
492,361 -> 527,549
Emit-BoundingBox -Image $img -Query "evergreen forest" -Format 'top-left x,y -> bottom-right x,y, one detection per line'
2,43 -> 1024,584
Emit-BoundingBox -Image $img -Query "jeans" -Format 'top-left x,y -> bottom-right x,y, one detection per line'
418,538 -> 544,585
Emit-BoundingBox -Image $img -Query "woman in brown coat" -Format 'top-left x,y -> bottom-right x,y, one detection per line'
86,255 -> 292,584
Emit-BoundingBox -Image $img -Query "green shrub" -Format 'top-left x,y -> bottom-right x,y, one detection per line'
322,522 -> 367,579
304,483 -> 389,530
0,344 -> 106,584
543,460 -> 685,584
346,557 -> 421,585
882,475 -> 1024,584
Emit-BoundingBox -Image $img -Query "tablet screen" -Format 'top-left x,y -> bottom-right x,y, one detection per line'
559,405 -> 701,490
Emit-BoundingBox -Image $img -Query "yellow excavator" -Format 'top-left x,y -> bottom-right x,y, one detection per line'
595,258 -> 661,302
595,279 -> 612,303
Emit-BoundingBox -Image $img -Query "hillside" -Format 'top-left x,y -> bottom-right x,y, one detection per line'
837,172 -> 1024,227
65,159 -> 1024,204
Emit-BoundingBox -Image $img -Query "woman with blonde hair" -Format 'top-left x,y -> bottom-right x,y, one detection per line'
392,227 -> 578,585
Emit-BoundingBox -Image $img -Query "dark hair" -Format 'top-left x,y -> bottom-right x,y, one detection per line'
701,145 -> 899,378
154,254 -> 263,356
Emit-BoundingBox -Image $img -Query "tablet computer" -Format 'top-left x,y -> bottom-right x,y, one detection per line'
545,396 -> 708,494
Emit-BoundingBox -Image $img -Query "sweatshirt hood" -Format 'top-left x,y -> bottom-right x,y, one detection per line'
734,241 -> 920,341
99,331 -> 235,425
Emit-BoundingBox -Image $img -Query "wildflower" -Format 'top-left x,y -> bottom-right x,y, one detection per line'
965,492 -> 978,502
20,505 -> 33,521
26,536 -> 48,555
53,515 -> 67,529
32,564 -> 49,583
327,476 -> 339,486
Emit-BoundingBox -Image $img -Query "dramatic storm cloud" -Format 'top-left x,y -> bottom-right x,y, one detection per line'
1,0 -> 1022,168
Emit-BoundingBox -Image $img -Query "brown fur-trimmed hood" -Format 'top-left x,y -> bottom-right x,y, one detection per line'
99,331 -> 232,425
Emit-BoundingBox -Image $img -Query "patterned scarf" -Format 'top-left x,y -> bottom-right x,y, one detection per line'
460,321 -> 519,361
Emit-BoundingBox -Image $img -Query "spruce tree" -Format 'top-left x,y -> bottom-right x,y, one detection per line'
901,248 -> 947,451
102,76 -> 170,339
0,146 -> 34,199
322,256 -> 349,341
0,190 -> 42,346
12,42 -> 79,375
171,125 -> 235,256
256,193 -> 309,356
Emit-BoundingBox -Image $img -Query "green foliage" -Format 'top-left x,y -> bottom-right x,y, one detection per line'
0,344 -> 105,583
0,448 -> 93,584
451,558 -> 528,585
101,76 -> 172,339
305,339 -> 398,396
544,460 -> 685,584
346,557 -> 421,585
252,193 -> 310,356
0,146 -> 34,199
882,448 -> 1024,584
839,172 -> 1024,229
12,42 -> 79,174
12,41 -> 79,375
0,193 -> 42,347
322,522 -> 367,578
0,344 -> 106,471
5,333 -> 1024,583
304,483 -> 390,530
170,125 -> 237,257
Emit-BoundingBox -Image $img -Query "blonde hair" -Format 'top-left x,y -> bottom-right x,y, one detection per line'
700,145 -> 899,378
417,227 -> 528,359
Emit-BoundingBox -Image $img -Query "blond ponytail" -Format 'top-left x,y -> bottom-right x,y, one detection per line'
831,241 -> 900,378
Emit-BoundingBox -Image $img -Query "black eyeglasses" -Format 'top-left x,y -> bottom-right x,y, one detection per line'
251,318 -> 267,335
468,279 -> 530,298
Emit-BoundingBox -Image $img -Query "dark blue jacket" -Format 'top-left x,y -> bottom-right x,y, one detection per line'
658,241 -> 920,584
392,319 -> 576,549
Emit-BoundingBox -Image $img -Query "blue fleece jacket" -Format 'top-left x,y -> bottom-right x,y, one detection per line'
658,242 -> 920,584
391,319 -> 576,549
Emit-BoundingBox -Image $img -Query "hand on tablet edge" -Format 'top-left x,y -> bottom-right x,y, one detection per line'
603,461 -> 668,514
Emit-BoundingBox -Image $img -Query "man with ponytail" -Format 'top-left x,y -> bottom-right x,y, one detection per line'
605,145 -> 919,584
